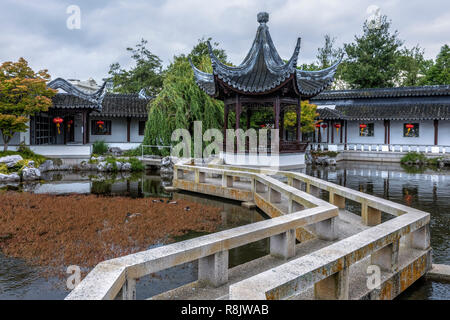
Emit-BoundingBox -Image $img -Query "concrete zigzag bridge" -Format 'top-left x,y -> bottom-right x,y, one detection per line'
67,162 -> 432,300
66,12 -> 432,300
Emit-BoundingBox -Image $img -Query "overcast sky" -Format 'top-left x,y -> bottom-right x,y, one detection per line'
1,0 -> 449,84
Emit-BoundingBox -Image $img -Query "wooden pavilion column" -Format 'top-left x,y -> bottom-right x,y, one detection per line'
127,117 -> 131,143
82,111 -> 87,145
86,112 -> 90,143
280,107 -> 285,141
246,109 -> 252,152
331,121 -> 335,144
296,99 -> 301,142
224,104 -> 229,149
235,95 -> 242,153
274,96 -> 280,129
434,120 -> 439,145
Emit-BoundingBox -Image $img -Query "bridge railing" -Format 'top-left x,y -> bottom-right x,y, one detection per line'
65,164 -> 338,300
198,165 -> 431,299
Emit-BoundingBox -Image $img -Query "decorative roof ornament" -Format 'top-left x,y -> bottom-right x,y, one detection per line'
48,78 -> 107,110
190,12 -> 342,99
138,88 -> 152,100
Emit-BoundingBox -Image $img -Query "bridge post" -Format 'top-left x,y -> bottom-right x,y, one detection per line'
198,250 -> 229,287
371,240 -> 399,272
329,192 -> 345,209
122,277 -> 136,300
361,203 -> 381,226
270,229 -> 296,260
314,217 -> 338,241
314,268 -> 349,300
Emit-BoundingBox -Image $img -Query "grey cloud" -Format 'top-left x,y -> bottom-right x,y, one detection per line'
0,0 -> 448,84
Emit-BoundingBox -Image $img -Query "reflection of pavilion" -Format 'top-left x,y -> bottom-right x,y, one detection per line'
190,12 -> 340,167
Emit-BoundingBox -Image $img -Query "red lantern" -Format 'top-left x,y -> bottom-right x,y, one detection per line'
53,117 -> 63,134
334,123 -> 341,135
360,124 -> 367,135
96,120 -> 105,130
321,124 -> 328,129
67,120 -> 73,132
405,123 -> 414,135
315,124 -> 321,128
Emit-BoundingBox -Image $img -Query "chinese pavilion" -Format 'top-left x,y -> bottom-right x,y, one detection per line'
190,12 -> 341,157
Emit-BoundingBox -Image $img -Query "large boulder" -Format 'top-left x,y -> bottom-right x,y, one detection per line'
0,173 -> 20,182
0,155 -> 23,168
108,147 -> 123,157
22,166 -> 41,181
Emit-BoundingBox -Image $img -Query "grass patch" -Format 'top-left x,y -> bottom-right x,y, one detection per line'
92,140 -> 109,155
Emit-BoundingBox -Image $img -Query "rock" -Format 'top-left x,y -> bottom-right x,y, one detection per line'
0,173 -> 20,182
108,147 -> 123,157
325,158 -> 336,166
97,161 -> 112,172
121,162 -> 132,171
22,166 -> 41,181
0,155 -> 23,168
38,160 -> 55,172
28,160 -> 35,168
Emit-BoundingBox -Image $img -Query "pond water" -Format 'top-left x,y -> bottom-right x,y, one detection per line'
0,162 -> 448,300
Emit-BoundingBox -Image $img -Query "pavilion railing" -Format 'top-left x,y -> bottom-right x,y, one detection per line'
309,142 -> 450,154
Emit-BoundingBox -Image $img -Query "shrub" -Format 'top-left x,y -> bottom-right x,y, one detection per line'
92,141 -> 109,155
401,152 -> 427,164
128,157 -> 145,172
123,147 -> 141,157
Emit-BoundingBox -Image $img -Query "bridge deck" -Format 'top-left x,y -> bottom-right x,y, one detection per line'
152,209 -> 369,300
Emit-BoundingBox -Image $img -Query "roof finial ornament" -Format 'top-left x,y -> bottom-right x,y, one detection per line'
257,12 -> 269,24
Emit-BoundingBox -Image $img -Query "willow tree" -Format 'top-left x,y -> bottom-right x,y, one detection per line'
143,40 -> 226,155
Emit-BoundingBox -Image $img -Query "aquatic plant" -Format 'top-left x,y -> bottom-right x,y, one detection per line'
0,192 -> 222,278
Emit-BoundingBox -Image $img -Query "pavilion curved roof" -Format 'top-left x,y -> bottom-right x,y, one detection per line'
190,12 -> 341,99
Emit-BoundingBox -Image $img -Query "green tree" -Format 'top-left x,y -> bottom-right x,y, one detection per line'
0,58 -> 56,152
108,39 -> 163,96
143,39 -> 227,155
421,44 -> 450,85
283,101 -> 319,133
396,45 -> 433,86
342,15 -> 403,88
317,34 -> 343,69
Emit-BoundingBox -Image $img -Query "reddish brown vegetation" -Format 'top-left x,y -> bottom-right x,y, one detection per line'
0,192 -> 221,275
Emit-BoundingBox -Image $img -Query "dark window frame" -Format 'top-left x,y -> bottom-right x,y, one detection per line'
138,121 -> 146,136
403,123 -> 419,138
359,123 -> 375,137
91,120 -> 112,136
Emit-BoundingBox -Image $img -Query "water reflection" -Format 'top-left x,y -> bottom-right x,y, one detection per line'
0,163 -> 449,300
303,161 -> 450,300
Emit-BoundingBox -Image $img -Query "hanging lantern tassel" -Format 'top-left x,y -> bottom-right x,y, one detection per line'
97,120 -> 105,130
53,117 -> 63,135
334,123 -> 341,136
406,124 -> 414,136
360,124 -> 367,135
67,120 -> 73,132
